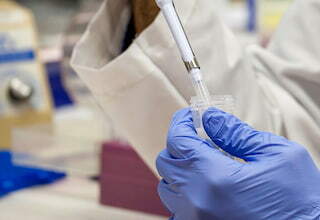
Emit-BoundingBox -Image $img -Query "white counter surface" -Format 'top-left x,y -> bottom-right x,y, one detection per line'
0,177 -> 166,220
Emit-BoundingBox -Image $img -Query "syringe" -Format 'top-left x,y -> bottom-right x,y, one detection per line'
155,0 -> 211,105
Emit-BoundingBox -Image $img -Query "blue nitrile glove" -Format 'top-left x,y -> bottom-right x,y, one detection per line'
156,108 -> 320,220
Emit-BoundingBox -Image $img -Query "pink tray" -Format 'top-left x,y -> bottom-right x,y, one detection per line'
100,141 -> 170,216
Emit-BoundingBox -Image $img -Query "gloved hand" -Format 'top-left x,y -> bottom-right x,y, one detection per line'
156,108 -> 320,220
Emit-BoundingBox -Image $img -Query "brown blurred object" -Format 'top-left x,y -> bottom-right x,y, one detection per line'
131,0 -> 160,34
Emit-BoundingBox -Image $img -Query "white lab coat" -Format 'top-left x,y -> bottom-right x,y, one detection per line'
71,0 -> 320,173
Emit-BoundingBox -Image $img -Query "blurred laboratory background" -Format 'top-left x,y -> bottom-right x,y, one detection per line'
0,0 -> 292,219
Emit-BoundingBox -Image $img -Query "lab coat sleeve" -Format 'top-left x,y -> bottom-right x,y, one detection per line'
258,0 -> 320,124
246,0 -> 320,163
71,1 -> 187,173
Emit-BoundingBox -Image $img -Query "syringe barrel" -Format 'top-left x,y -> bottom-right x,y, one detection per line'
157,1 -> 194,62
155,0 -> 173,8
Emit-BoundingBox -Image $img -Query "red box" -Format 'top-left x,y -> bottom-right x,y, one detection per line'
100,141 -> 170,216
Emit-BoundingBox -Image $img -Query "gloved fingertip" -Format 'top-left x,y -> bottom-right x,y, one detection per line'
171,108 -> 192,123
203,107 -> 225,120
203,107 -> 227,138
167,108 -> 203,159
